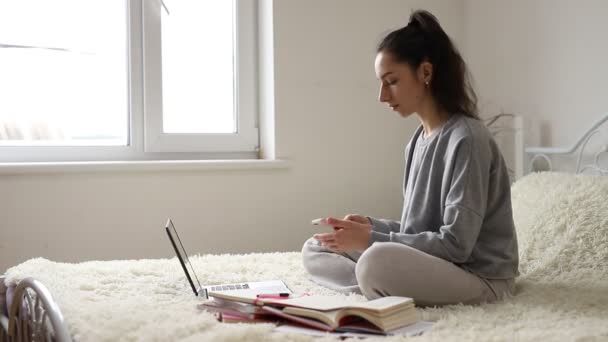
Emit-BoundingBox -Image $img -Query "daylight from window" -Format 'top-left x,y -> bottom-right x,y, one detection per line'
161,0 -> 235,134
0,0 -> 128,146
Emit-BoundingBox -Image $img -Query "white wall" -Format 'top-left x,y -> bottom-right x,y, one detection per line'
0,0 -> 464,272
464,0 -> 608,150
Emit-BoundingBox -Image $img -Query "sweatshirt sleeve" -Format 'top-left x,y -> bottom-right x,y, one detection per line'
369,137 -> 489,263
367,217 -> 401,235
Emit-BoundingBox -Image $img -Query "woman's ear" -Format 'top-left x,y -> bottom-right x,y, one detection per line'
418,62 -> 433,85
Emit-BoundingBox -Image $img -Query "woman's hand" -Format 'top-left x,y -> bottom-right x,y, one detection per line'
342,214 -> 372,225
313,215 -> 372,253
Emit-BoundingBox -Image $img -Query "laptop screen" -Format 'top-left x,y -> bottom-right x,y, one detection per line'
165,219 -> 206,298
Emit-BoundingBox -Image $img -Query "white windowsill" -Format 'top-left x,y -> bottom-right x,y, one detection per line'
0,159 -> 291,175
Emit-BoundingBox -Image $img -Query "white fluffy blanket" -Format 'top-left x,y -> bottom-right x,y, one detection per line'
4,172 -> 608,341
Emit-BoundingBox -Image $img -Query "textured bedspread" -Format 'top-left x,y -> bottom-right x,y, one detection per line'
4,172 -> 608,341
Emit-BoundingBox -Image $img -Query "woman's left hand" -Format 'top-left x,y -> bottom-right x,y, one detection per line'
313,217 -> 372,253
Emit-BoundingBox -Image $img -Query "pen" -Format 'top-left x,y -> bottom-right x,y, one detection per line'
256,292 -> 290,298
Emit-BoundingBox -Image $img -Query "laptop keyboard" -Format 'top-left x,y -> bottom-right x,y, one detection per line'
209,283 -> 250,291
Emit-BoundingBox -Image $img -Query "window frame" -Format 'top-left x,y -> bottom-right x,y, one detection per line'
0,0 -> 259,163
142,0 -> 259,153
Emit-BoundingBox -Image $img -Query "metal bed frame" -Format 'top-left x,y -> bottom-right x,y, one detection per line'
1,112 -> 605,342
0,277 -> 71,342
525,113 -> 608,175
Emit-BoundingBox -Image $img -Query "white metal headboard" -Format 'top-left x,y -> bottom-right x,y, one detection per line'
525,113 -> 608,175
484,112 -> 608,180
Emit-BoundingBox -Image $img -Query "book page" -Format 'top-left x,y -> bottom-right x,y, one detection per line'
275,320 -> 434,337
282,306 -> 342,328
275,295 -> 413,312
346,296 -> 413,310
284,304 -> 418,332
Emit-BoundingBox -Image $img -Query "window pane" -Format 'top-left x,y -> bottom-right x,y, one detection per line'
0,0 -> 128,146
161,0 -> 235,134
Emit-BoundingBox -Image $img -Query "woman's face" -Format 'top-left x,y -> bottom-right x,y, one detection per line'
374,51 -> 427,118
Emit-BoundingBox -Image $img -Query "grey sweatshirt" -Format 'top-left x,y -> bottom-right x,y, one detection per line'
369,114 -> 519,279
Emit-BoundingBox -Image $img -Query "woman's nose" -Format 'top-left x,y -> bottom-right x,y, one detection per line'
378,86 -> 390,103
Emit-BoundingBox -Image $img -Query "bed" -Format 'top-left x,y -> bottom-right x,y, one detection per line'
2,114 -> 608,342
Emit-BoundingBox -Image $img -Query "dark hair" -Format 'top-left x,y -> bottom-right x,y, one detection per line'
377,10 -> 478,119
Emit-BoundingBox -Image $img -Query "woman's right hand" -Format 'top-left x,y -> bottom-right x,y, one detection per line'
343,214 -> 372,225
314,215 -> 373,252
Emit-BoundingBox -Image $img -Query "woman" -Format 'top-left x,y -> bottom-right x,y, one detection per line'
301,10 -> 518,307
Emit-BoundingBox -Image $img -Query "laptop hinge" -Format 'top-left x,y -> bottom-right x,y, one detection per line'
197,287 -> 209,299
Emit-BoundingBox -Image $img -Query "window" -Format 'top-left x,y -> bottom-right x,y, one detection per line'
0,0 -> 128,148
0,0 -> 259,162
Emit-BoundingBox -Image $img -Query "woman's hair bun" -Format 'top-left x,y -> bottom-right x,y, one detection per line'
408,10 -> 442,34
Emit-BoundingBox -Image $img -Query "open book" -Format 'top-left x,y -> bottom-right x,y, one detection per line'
209,291 -> 417,333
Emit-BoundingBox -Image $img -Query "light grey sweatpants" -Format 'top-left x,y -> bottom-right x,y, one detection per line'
301,238 -> 514,307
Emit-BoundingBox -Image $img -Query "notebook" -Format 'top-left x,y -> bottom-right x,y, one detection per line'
165,218 -> 291,299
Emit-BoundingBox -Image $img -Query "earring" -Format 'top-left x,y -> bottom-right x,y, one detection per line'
425,81 -> 429,86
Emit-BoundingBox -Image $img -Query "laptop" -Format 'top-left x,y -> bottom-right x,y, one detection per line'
165,218 -> 292,299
